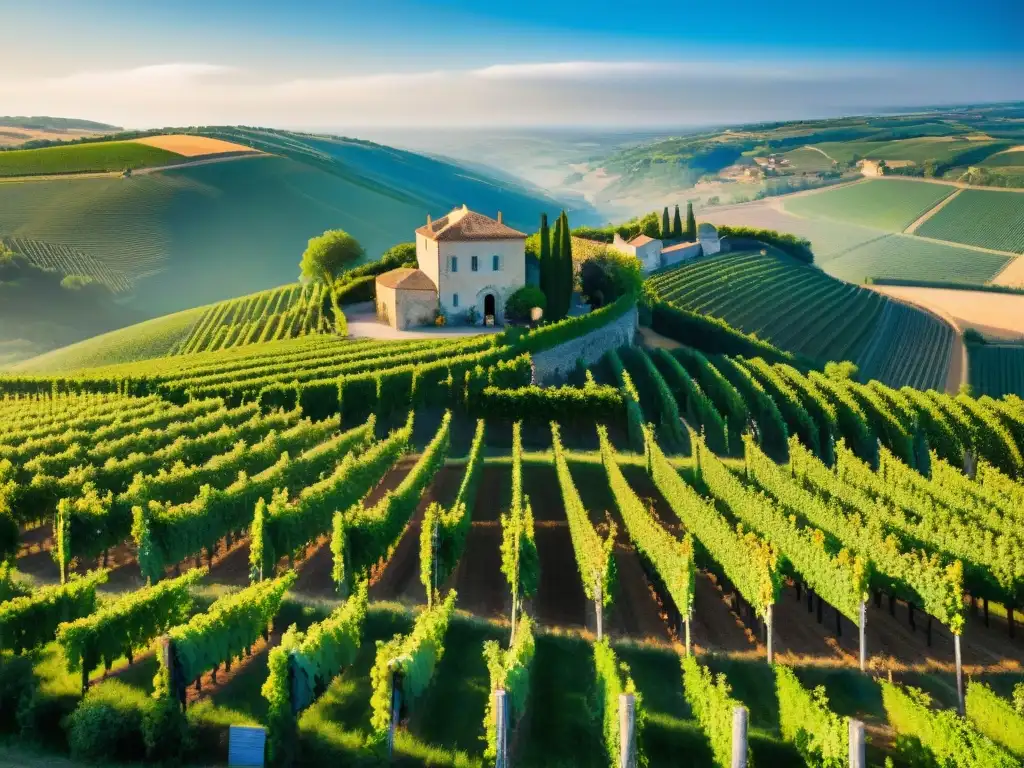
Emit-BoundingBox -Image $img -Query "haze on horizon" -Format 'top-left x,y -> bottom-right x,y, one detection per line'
2,0 -> 1022,130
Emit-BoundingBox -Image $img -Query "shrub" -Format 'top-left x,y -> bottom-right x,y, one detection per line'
505,285 -> 547,323
580,248 -> 643,308
66,681 -> 150,762
715,225 -> 814,264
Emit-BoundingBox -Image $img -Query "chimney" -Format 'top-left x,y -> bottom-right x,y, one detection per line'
426,214 -> 432,227
497,211 -> 503,224
463,203 -> 468,211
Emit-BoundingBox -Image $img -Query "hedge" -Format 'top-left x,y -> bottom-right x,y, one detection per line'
648,301 -> 796,365
468,382 -> 625,424
716,226 -> 814,264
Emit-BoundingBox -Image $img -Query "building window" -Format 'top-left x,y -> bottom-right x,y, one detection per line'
453,293 -> 459,308
451,256 -> 458,273
471,255 -> 479,272
492,254 -> 500,271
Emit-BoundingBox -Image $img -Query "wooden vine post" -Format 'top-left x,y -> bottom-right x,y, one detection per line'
595,578 -> 604,642
954,633 -> 964,715
765,605 -> 773,665
388,668 -> 403,759
684,608 -> 692,657
849,719 -> 866,768
494,689 -> 509,768
858,601 -> 867,672
618,693 -> 637,768
731,706 -> 748,768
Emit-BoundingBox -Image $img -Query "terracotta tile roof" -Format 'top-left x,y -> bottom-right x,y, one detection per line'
416,206 -> 527,242
628,234 -> 657,246
662,241 -> 698,253
375,268 -> 437,291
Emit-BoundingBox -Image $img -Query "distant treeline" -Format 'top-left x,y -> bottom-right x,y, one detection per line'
0,116 -> 120,132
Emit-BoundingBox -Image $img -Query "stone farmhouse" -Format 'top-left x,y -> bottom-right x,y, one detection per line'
375,205 -> 527,330
607,223 -> 720,273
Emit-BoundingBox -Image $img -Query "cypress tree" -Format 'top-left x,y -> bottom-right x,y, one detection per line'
661,206 -> 671,240
549,212 -> 563,320
539,212 -> 551,307
685,202 -> 697,241
672,204 -> 683,239
560,211 -> 573,319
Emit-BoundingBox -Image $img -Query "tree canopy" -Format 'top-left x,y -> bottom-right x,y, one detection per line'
300,230 -> 365,284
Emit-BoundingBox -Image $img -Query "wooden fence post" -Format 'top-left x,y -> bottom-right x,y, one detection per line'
388,669 -> 402,759
859,601 -> 867,672
955,634 -> 964,715
848,719 -> 865,768
619,693 -> 637,768
731,706 -> 748,768
494,689 -> 509,768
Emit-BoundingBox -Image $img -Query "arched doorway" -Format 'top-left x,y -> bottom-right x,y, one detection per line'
484,293 -> 496,320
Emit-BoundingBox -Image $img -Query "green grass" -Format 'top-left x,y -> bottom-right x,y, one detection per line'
8,306 -> 205,373
916,189 -> 1024,254
969,344 -> 1024,398
779,147 -> 836,173
980,150 -> 1024,168
784,179 -> 954,231
0,141 -> 182,177
824,233 -> 1012,285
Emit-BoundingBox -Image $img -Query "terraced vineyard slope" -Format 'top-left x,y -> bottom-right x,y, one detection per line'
969,344 -> 1024,398
784,179 -> 954,231
645,249 -> 953,389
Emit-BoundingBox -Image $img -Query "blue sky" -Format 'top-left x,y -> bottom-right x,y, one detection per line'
3,0 -> 1022,128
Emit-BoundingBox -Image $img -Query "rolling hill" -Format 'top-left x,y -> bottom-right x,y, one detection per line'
0,126 -> 591,366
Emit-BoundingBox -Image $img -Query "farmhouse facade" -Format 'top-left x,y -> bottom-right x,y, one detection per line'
612,232 -> 663,272
375,205 -> 527,329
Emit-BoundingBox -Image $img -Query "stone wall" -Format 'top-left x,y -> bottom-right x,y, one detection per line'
531,304 -> 638,385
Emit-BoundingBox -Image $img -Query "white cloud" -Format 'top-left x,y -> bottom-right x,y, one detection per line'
0,58 -> 1019,129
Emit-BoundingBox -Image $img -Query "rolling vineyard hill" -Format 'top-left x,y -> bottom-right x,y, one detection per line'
0,140 -> 184,177
969,344 -> 1024,399
645,248 -> 954,390
0,127 -> 580,317
3,297 -> 1024,767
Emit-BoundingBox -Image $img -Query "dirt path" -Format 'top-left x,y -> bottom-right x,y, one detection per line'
803,145 -> 837,163
451,467 -> 508,619
904,188 -> 963,233
369,465 -> 465,605
992,256 -> 1024,288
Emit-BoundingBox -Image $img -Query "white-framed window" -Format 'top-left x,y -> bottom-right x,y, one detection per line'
451,256 -> 458,272
471,255 -> 479,272
492,254 -> 500,271
453,293 -> 460,307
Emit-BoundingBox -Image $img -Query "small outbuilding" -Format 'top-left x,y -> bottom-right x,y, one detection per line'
375,268 -> 437,330
697,223 -> 722,256
612,232 -> 663,272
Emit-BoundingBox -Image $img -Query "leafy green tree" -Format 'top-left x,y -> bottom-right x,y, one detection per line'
685,202 -> 697,240
672,204 -> 683,238
661,206 -> 671,239
300,229 -> 365,285
505,285 -> 547,322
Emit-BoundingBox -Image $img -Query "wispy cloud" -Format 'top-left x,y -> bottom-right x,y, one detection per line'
0,58 -> 1020,129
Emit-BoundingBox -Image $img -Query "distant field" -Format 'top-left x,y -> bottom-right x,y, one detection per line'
784,179 -> 954,231
870,285 -> 1024,342
132,134 -> 258,157
0,140 -> 183,177
8,306 -> 204,373
811,137 -> 1008,165
916,189 -> 1024,253
780,147 -> 835,172
824,234 -> 1012,285
969,344 -> 1024,398
0,126 -> 107,148
980,147 -> 1024,168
